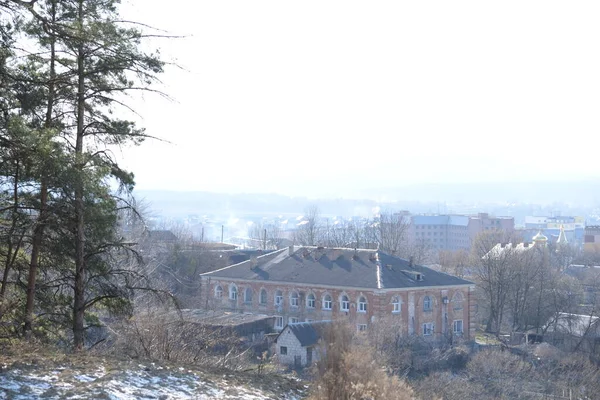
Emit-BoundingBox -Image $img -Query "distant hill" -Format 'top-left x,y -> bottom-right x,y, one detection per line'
353,179 -> 600,205
134,179 -> 600,220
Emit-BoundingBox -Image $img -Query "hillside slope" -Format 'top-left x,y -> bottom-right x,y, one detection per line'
0,346 -> 306,399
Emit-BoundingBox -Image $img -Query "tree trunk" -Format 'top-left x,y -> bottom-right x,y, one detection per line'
1,161 -> 20,300
24,0 -> 56,338
73,0 -> 86,351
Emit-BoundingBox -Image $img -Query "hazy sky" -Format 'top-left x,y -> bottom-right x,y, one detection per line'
117,0 -> 600,198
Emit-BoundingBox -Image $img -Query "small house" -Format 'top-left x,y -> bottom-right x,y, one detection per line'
275,321 -> 329,368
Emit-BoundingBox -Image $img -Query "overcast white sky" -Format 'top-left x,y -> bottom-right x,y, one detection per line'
117,0 -> 600,198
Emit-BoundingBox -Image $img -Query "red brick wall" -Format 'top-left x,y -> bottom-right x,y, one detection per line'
201,278 -> 473,340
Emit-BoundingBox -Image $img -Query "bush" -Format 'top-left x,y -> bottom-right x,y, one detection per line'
308,322 -> 414,400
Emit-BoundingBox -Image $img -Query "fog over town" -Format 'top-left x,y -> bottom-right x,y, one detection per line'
2,1 -> 600,399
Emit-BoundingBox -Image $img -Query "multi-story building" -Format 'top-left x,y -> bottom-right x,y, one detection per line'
200,246 -> 476,341
583,226 -> 600,254
408,213 -> 514,251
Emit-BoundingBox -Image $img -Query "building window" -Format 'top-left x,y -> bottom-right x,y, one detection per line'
453,320 -> 464,335
275,316 -> 284,329
306,319 -> 314,322
260,289 -> 267,304
423,322 -> 434,336
323,294 -> 332,310
244,288 -> 253,303
290,291 -> 299,307
280,346 -> 288,355
307,293 -> 316,308
392,296 -> 401,313
229,285 -> 237,300
214,286 -> 223,298
275,290 -> 283,306
358,296 -> 367,313
423,296 -> 432,312
341,295 -> 350,311
290,317 -> 299,324
357,324 -> 367,332
452,292 -> 464,311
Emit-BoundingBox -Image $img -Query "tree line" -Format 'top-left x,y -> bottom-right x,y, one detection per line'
0,0 -> 168,350
249,205 -> 434,264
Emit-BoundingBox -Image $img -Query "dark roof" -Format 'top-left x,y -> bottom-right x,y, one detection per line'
147,230 -> 178,242
162,309 -> 273,327
202,246 -> 473,289
278,321 -> 330,347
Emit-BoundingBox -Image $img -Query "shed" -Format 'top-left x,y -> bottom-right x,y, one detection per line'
274,321 -> 330,368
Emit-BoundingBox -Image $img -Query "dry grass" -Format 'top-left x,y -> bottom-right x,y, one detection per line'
0,341 -> 307,399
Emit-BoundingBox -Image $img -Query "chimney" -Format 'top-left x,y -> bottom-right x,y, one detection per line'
288,245 -> 294,256
409,256 -> 414,267
250,256 -> 258,268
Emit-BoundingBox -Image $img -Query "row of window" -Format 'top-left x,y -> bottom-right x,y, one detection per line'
416,232 -> 468,238
275,316 -> 464,336
415,225 -> 469,229
422,320 -> 464,335
216,285 -> 465,313
216,285 -> 370,312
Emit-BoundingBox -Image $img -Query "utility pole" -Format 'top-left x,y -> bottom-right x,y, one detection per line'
221,225 -> 224,243
263,228 -> 267,250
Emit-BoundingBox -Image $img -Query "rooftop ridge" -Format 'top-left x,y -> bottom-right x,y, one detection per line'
199,247 -> 287,277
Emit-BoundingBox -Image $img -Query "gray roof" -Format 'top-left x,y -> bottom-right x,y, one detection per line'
547,313 -> 600,337
202,246 -> 473,289
278,321 -> 330,347
162,309 -> 273,327
147,230 -> 178,242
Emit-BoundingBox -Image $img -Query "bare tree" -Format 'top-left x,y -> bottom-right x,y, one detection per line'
438,249 -> 470,278
294,205 -> 323,246
402,238 -> 435,265
471,230 -> 522,335
323,219 -> 370,248
248,221 -> 285,250
309,321 -> 414,400
366,211 -> 410,255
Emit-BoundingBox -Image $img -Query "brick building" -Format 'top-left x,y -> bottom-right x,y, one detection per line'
200,246 -> 476,340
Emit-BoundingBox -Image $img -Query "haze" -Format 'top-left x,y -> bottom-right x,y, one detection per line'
119,0 -> 600,199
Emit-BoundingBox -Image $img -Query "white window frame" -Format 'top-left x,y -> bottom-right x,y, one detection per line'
392,296 -> 401,313
423,296 -> 432,312
453,292 -> 464,311
214,286 -> 223,298
453,320 -> 464,335
290,292 -> 299,307
229,285 -> 237,300
422,322 -> 434,336
307,293 -> 316,308
323,295 -> 332,310
259,289 -> 267,304
275,290 -> 283,306
244,287 -> 252,303
341,295 -> 350,312
358,296 -> 367,313
290,317 -> 299,324
275,316 -> 284,330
